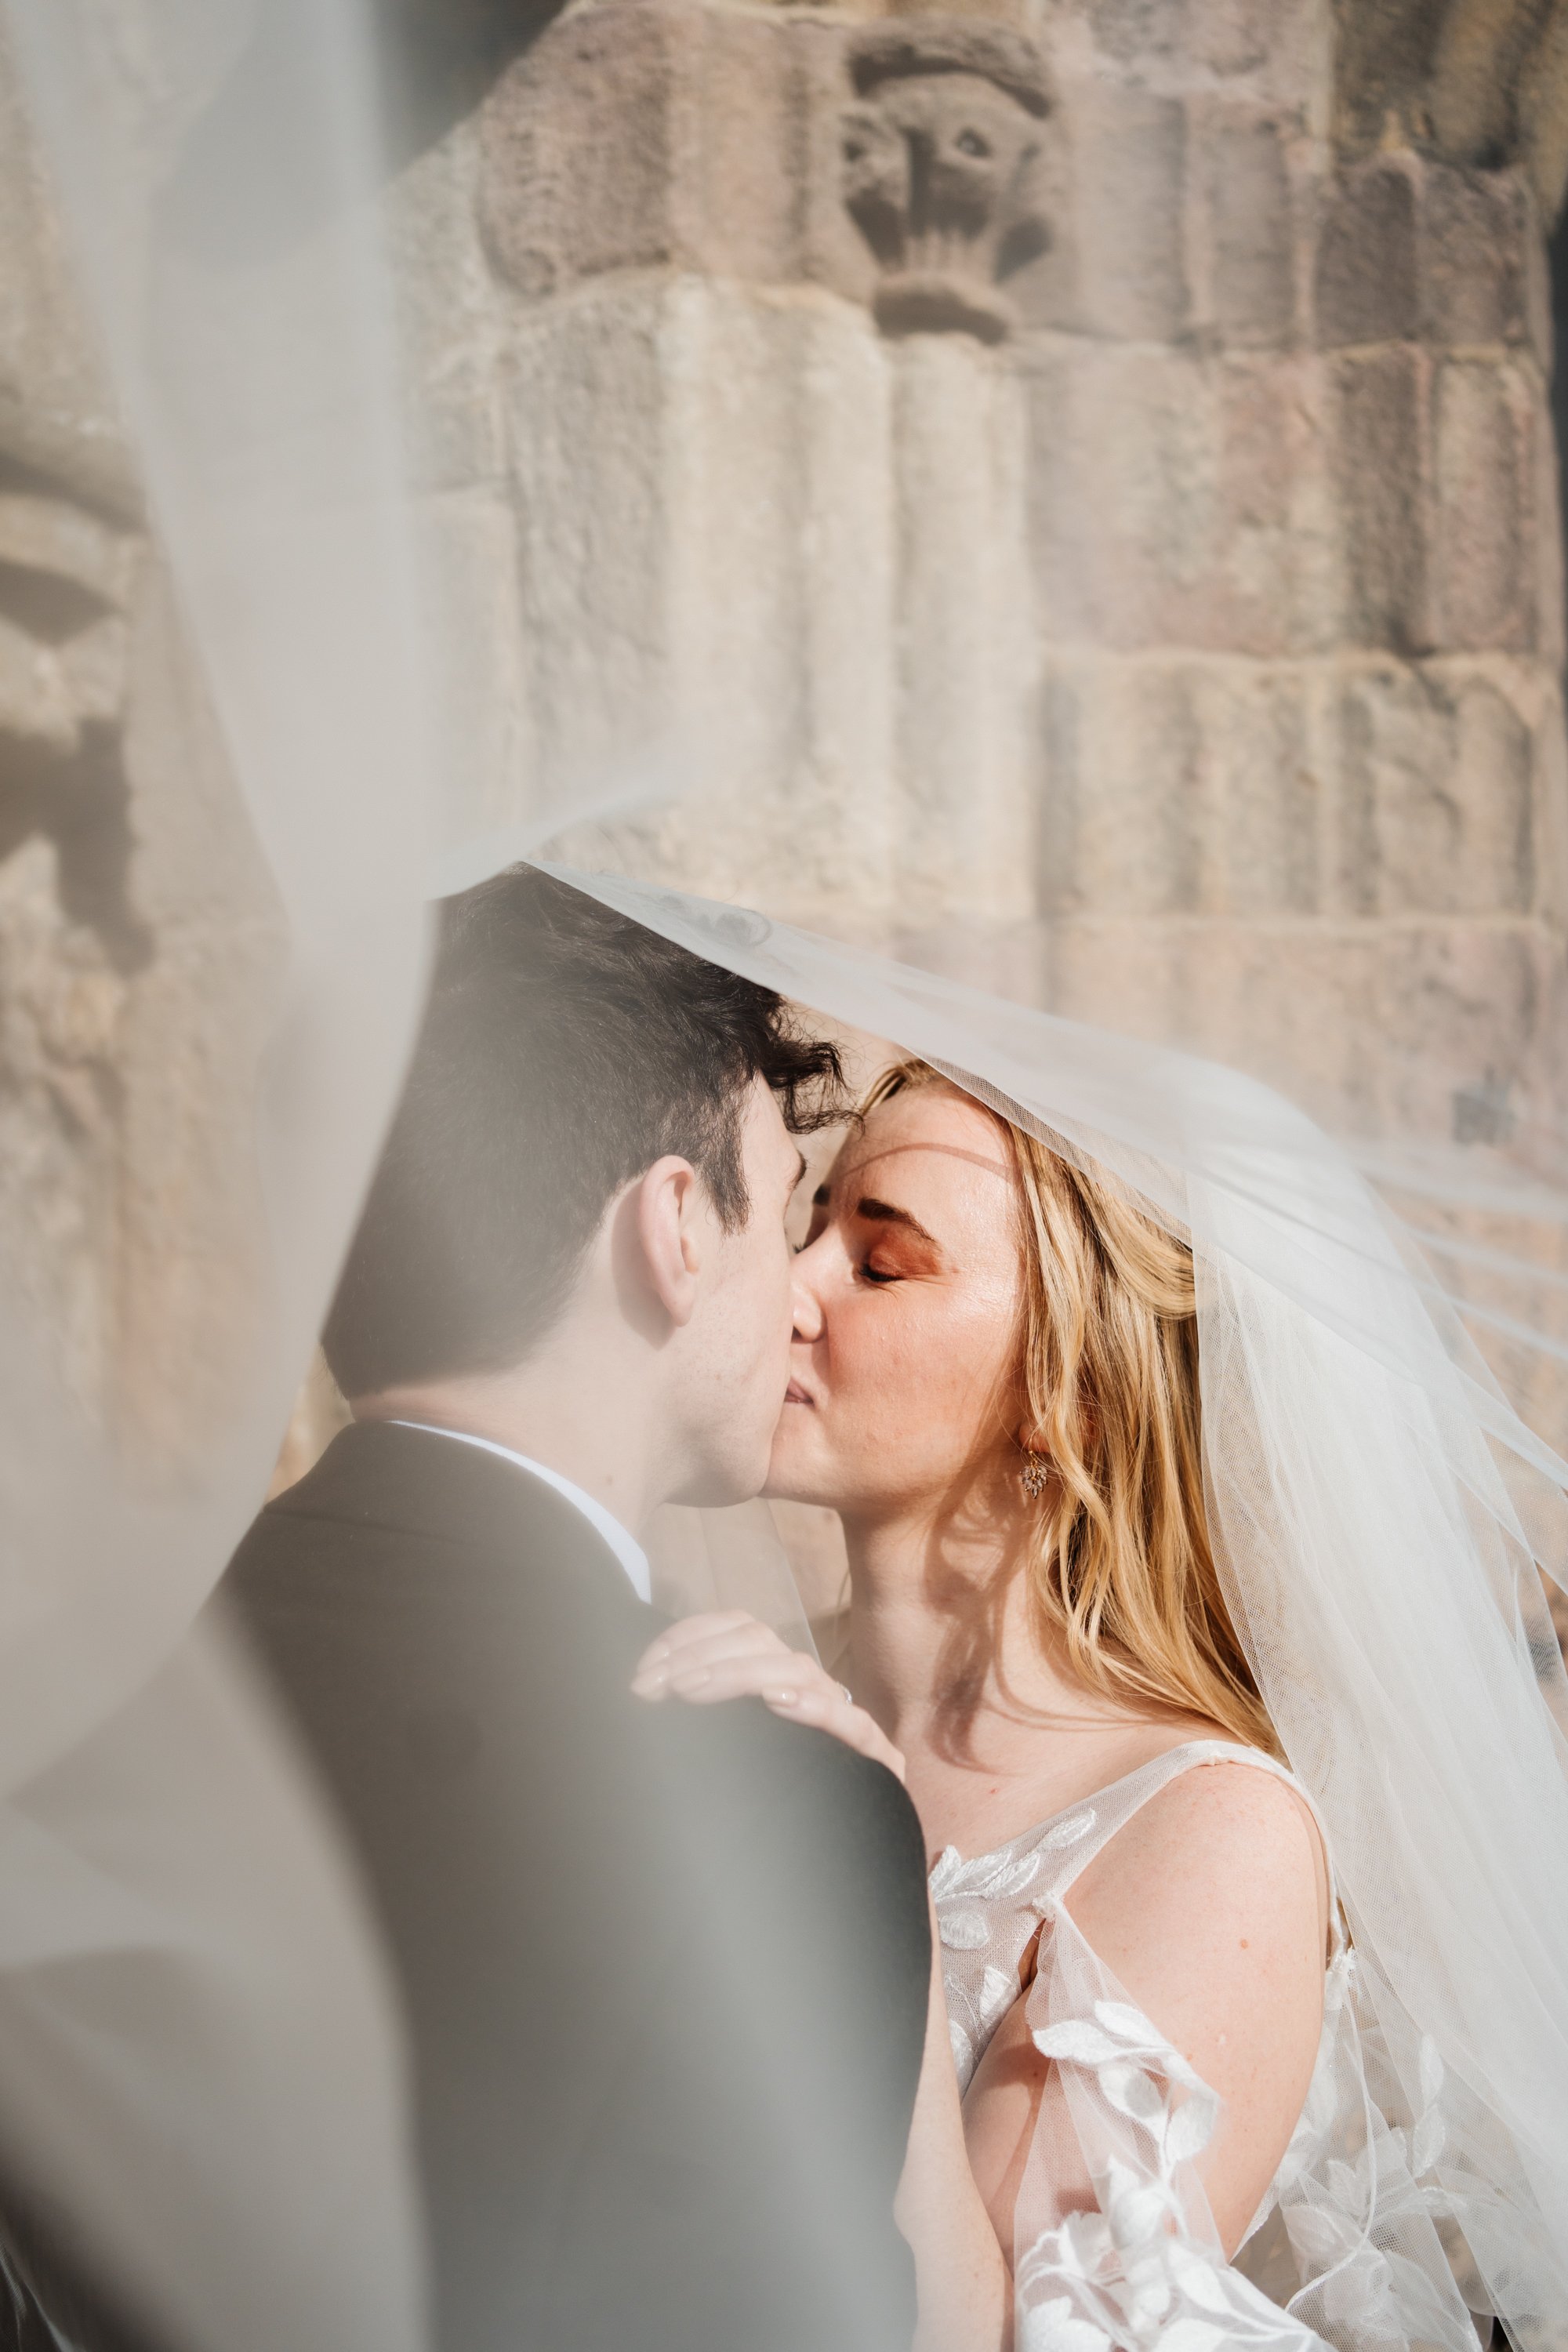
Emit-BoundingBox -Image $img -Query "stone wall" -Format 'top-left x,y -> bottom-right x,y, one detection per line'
4,0 -> 1568,1472
443,0 -> 1568,1161
0,23 -> 284,1464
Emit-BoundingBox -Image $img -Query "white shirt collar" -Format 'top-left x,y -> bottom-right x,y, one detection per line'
386,1421 -> 652,1606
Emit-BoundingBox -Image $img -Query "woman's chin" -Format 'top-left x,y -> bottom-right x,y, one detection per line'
763,1428 -> 834,1508
760,1465 -> 815,1505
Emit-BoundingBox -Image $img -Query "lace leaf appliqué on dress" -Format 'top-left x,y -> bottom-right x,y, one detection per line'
933,1742 -> 1493,2352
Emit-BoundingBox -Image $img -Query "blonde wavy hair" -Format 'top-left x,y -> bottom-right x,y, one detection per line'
860,1059 -> 1279,1758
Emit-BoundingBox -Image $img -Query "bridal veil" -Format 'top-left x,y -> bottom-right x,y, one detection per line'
546,865 -> 1568,2351
1,2 -> 1566,2347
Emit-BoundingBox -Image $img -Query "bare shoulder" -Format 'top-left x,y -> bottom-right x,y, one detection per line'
1060,1755 -> 1329,2251
1070,1751 -> 1327,1962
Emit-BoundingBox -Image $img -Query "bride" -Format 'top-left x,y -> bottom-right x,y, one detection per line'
631,1049 -> 1550,2352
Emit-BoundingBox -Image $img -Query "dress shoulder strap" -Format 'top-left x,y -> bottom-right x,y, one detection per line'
1035,1739 -> 1338,1928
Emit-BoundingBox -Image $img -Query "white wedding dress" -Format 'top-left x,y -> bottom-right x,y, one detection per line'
933,1741 -> 1486,2352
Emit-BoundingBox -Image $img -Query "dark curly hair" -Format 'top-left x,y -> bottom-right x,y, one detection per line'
321,866 -> 844,1396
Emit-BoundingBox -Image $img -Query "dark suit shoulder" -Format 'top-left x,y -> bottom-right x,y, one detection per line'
648,1677 -> 911,1802
226,1421 -> 655,1669
237,1420 -> 632,1573
654,1691 -> 926,1876
218,1431 -> 930,2352
642,1692 -> 931,2024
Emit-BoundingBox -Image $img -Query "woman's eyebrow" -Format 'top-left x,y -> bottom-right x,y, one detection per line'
855,1196 -> 942,1248
809,1182 -> 942,1252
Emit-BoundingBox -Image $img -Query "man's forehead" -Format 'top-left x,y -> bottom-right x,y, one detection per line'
742,1080 -> 808,1178
742,1073 -> 791,1134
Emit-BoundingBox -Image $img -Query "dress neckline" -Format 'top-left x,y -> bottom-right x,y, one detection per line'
935,1735 -> 1281,1871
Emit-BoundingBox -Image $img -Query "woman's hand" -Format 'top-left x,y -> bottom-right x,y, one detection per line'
631,1611 -> 906,1781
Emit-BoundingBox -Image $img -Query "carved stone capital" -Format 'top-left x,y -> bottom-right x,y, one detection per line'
843,21 -> 1053,343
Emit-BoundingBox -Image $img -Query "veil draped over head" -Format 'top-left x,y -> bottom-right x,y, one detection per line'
1,2 -> 1567,2350
541,867 -> 1568,2350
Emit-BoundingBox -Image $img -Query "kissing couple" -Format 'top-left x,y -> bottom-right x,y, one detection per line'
225,863 -> 1566,2352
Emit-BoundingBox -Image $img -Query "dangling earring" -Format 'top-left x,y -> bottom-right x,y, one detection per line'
1022,1450 -> 1051,1500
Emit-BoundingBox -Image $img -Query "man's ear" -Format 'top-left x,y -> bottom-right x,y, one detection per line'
630,1155 -> 705,1330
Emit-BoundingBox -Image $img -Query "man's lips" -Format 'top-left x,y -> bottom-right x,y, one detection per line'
783,1381 -> 815,1406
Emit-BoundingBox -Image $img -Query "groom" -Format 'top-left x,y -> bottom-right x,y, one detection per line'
221,867 -> 932,2352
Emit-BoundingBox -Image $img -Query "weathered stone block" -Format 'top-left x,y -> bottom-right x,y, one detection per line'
1211,355 -> 1341,648
505,281 -> 673,797
1316,153 -> 1548,358
1018,82 -> 1188,341
1329,346 -> 1429,652
0,606 -> 128,757
478,5 -> 869,307
1336,661 -> 1535,918
1204,662 -> 1327,915
108,561 -> 267,952
1420,163 -> 1536,348
480,9 -> 680,295
510,277 -> 909,938
1037,655 -> 1327,920
1028,340 -> 1194,647
52,614 -> 129,744
1359,923 -> 1552,1140
1038,0 -> 1321,108
383,115 -> 506,492
0,24 -> 132,514
1188,0 -> 1323,96
0,612 -> 69,751
1051,0 -> 1190,77
688,11 -> 822,285
1200,106 -> 1298,347
0,832 -> 125,1412
0,477 -> 134,757
1026,341 -> 1337,654
1314,158 -> 1419,347
1530,371 -> 1566,667
114,563 -> 287,1462
416,490 -> 531,850
1035,905 -> 1560,1150
0,493 -> 130,611
1428,357 -> 1537,651
1037,661 -> 1196,918
888,334 -> 1035,934
1535,693 -> 1568,931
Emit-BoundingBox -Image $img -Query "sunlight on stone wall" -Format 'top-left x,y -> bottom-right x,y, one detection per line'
6,0 -> 1568,1518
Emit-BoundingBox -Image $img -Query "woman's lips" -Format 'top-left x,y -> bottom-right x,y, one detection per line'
783,1381 -> 815,1406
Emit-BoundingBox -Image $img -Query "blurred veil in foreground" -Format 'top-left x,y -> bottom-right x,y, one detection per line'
4,2 -> 1568,2350
0,1 -> 445,2345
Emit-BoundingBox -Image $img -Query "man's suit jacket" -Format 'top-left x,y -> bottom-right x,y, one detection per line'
0,2186 -> 162,2352
222,1421 -> 931,2352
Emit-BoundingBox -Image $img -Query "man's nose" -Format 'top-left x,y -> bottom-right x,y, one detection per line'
789,1247 -> 826,1342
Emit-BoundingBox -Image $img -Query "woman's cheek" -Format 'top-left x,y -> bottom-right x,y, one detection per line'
859,1312 -> 945,1436
929,1308 -> 1014,1435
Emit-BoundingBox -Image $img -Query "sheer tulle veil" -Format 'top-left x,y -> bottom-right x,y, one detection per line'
545,862 -> 1568,2344
1,1 -> 1566,2348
